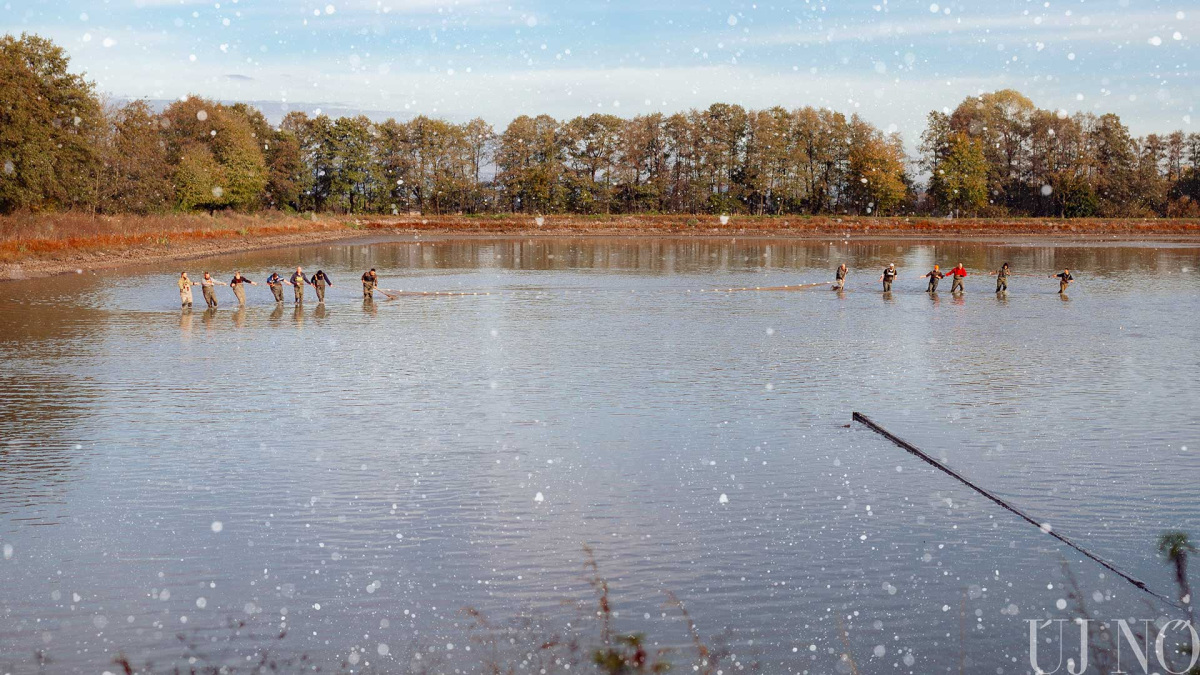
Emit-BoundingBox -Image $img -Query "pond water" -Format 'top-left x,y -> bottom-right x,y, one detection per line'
1,236 -> 1198,674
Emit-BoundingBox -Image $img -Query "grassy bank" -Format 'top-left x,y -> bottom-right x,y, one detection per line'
3,212 -> 1200,281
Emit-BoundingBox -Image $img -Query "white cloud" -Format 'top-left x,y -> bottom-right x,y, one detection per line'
751,10 -> 1197,46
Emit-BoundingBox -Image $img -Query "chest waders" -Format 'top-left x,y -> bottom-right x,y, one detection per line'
179,282 -> 194,308
293,280 -> 305,303
363,280 -> 375,300
269,283 -> 284,302
951,275 -> 964,293
315,279 -> 327,302
996,274 -> 1007,293
202,283 -> 218,307
927,276 -> 940,293
233,283 -> 247,305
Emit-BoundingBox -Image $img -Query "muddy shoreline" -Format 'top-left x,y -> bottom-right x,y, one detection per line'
4,216 -> 1200,282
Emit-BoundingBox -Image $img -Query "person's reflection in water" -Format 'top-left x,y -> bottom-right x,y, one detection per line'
202,307 -> 218,330
881,290 -> 895,304
362,298 -> 378,316
995,290 -> 1009,306
269,303 -> 284,322
292,304 -> 305,327
231,306 -> 247,328
179,308 -> 193,331
1060,293 -> 1071,302
952,292 -> 966,306
314,303 -> 328,320
929,291 -> 940,306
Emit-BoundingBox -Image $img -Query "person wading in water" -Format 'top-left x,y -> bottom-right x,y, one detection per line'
200,272 -> 226,308
992,262 -> 1011,294
946,262 -> 968,293
178,272 -> 199,308
266,272 -> 286,303
1052,268 -> 1074,294
229,271 -> 258,306
879,263 -> 897,292
362,268 -> 379,300
921,265 -> 945,293
311,270 -> 333,303
290,266 -> 311,304
832,263 -> 847,291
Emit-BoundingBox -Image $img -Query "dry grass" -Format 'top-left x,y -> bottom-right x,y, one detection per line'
0,212 -> 347,264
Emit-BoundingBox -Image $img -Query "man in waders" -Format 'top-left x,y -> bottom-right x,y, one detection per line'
178,272 -> 199,308
312,270 -> 333,303
362,268 -> 379,300
992,262 -> 1011,293
947,263 -> 968,293
200,272 -> 226,308
879,263 -> 897,292
229,271 -> 258,305
832,263 -> 847,291
290,266 -> 311,304
921,265 -> 944,293
1052,268 -> 1074,294
266,272 -> 286,303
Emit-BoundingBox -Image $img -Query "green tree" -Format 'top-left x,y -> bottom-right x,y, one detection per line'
497,114 -> 564,213
329,115 -> 375,213
924,127 -> 989,216
174,145 -> 228,212
162,97 -> 267,212
0,33 -> 104,213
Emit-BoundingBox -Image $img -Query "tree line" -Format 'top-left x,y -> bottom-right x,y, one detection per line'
3,33 -> 1199,219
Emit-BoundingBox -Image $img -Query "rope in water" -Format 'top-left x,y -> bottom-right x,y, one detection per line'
850,412 -> 1183,610
699,281 -> 832,292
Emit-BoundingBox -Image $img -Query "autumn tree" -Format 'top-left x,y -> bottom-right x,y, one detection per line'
948,89 -> 1035,210
99,100 -> 173,214
562,113 -> 623,213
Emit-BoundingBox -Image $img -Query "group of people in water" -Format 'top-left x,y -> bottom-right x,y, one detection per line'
836,262 -> 1075,294
174,262 -> 1077,309
176,266 -> 382,309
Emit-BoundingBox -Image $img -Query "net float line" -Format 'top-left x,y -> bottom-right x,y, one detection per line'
700,281 -> 832,293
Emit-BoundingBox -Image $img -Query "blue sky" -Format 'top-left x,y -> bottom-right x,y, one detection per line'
2,0 -> 1195,145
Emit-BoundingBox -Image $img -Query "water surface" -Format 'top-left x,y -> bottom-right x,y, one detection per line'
1,236 -> 1198,673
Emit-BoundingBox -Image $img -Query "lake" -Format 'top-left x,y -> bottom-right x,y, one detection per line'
1,235 -> 1198,674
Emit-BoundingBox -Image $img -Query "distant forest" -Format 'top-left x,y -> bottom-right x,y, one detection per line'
3,33 -> 1200,219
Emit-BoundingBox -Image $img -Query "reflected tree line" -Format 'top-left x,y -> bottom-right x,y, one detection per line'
3,34 -> 1200,220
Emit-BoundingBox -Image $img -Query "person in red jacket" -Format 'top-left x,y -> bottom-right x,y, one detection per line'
946,263 -> 968,293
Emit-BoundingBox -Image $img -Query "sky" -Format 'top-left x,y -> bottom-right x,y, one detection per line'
2,0 -> 1195,147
